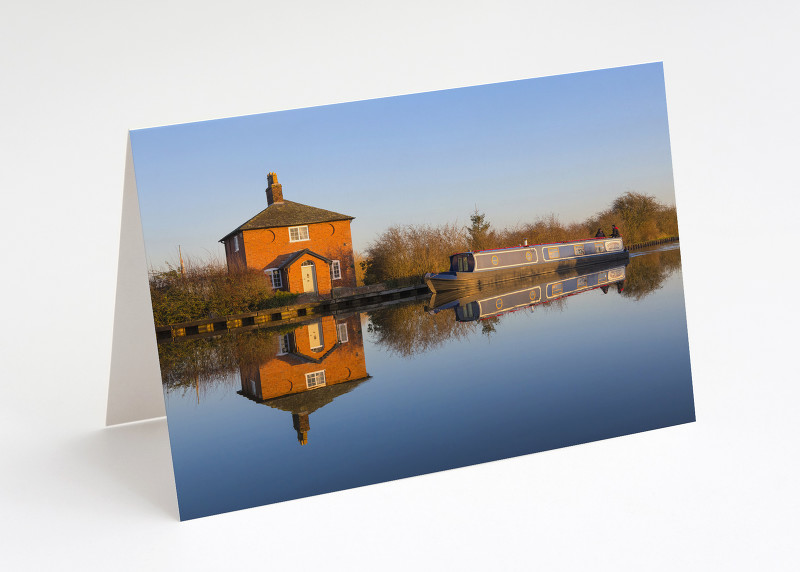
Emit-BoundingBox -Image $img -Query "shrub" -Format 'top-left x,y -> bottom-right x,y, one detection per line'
149,259 -> 297,327
362,222 -> 469,286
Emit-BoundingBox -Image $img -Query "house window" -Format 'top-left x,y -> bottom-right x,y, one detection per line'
289,225 -> 310,242
305,370 -> 326,389
331,260 -> 341,280
337,323 -> 348,343
233,235 -> 239,252
265,268 -> 282,288
278,334 -> 291,355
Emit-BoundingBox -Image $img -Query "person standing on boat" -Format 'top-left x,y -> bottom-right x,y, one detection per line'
611,224 -> 621,238
595,228 -> 605,238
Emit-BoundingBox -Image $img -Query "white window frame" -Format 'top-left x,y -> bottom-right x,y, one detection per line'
277,334 -> 291,355
305,370 -> 326,389
331,260 -> 341,280
233,235 -> 239,252
264,268 -> 282,288
337,323 -> 348,343
288,225 -> 310,242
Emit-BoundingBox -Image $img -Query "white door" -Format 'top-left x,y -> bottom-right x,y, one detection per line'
301,261 -> 317,293
307,322 -> 323,350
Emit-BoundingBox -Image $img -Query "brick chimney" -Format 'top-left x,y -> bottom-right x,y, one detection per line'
266,172 -> 284,205
293,412 -> 309,445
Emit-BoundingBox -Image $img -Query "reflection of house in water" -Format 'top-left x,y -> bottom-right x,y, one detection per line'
238,313 -> 368,445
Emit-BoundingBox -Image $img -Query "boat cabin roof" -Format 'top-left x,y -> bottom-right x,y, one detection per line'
451,236 -> 615,257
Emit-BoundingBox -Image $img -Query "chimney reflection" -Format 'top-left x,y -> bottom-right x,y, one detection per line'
238,312 -> 369,445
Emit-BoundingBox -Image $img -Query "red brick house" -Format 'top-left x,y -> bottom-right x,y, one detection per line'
219,172 -> 357,295
237,314 -> 369,445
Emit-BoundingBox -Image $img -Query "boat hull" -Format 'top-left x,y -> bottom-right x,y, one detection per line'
425,249 -> 629,293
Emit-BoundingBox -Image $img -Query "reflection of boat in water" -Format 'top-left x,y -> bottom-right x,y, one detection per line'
237,313 -> 370,445
428,259 -> 628,322
424,237 -> 628,293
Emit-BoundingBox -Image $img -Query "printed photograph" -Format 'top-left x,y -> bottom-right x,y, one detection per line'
131,62 -> 695,520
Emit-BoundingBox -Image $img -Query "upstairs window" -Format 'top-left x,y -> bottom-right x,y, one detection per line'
233,235 -> 239,252
337,323 -> 348,343
305,370 -> 326,389
331,260 -> 342,280
289,225 -> 310,242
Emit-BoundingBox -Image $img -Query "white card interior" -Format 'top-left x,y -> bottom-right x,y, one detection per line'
106,134 -> 166,426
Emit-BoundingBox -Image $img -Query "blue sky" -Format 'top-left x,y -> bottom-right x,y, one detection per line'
131,62 -> 675,268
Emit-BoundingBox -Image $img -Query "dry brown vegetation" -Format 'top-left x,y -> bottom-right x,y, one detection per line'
361,192 -> 678,284
149,257 -> 297,327
367,300 -> 477,357
158,322 -> 302,393
620,247 -> 682,301
360,222 -> 470,287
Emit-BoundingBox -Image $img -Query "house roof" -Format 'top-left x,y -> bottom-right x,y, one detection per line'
219,200 -> 354,242
261,375 -> 372,415
290,341 -> 341,364
264,249 -> 332,271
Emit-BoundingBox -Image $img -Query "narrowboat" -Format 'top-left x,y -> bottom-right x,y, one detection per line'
424,237 -> 628,293
427,259 -> 628,322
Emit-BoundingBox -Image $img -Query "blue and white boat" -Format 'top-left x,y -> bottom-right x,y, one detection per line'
424,237 -> 628,293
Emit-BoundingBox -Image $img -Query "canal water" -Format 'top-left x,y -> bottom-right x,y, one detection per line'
161,244 -> 694,520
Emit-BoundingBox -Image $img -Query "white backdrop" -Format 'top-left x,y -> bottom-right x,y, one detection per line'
1,1 -> 798,570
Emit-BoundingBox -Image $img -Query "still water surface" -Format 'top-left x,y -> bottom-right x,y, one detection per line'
162,245 -> 693,520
